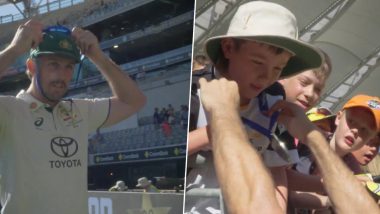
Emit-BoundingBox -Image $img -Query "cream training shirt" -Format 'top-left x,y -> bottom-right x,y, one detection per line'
0,90 -> 109,214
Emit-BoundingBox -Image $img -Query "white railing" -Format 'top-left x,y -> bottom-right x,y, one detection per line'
0,0 -> 85,24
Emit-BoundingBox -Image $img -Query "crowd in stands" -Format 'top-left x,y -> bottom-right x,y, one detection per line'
0,0 -> 129,48
153,104 -> 189,130
88,105 -> 188,154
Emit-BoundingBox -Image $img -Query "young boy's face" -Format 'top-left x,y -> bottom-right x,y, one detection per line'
333,108 -> 377,156
221,38 -> 293,104
351,135 -> 380,165
279,70 -> 325,111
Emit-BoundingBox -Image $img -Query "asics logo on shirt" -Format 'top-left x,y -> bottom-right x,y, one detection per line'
34,117 -> 44,127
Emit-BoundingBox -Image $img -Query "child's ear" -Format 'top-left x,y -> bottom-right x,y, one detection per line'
220,38 -> 235,59
26,58 -> 36,76
335,110 -> 343,126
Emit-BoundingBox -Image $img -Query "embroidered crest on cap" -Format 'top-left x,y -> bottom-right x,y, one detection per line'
59,39 -> 72,50
368,100 -> 380,109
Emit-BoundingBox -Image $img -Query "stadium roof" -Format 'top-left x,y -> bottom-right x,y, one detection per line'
0,0 -> 23,6
194,0 -> 380,112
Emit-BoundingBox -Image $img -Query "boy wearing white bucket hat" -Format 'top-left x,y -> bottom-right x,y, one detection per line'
186,1 -> 323,213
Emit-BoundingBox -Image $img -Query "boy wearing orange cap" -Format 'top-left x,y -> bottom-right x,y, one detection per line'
332,95 -> 380,156
290,95 -> 380,212
296,95 -> 380,174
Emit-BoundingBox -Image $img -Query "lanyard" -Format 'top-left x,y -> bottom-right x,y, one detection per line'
241,93 -> 280,140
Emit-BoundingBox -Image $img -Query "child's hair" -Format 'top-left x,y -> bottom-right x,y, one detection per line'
312,49 -> 332,83
193,54 -> 208,66
215,38 -> 285,73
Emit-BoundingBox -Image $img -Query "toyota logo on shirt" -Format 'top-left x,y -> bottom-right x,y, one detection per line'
51,137 -> 78,158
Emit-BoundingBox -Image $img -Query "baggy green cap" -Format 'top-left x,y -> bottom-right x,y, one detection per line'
30,31 -> 81,63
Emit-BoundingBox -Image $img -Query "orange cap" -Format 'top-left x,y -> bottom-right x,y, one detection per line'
342,94 -> 380,131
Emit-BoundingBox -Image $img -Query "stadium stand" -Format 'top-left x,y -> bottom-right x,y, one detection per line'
89,121 -> 187,154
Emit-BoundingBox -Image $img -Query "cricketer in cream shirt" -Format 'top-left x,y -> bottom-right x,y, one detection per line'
0,90 -> 109,214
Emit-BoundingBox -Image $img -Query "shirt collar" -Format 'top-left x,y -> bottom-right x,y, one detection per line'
16,90 -> 70,113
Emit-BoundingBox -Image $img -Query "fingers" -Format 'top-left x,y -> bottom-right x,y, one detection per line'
24,20 -> 44,48
10,19 -> 44,55
198,77 -> 240,112
71,27 -> 98,55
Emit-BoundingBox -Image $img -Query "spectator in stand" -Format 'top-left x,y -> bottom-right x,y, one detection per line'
95,128 -> 105,144
109,180 -> 128,191
136,177 -> 160,192
167,104 -> 175,116
296,96 -> 379,175
180,105 -> 188,129
362,155 -> 380,178
160,107 -> 168,123
153,107 -> 160,128
168,104 -> 177,124
290,96 -> 380,212
351,134 -> 380,166
343,134 -> 380,176
168,113 -> 175,124
162,119 -> 172,137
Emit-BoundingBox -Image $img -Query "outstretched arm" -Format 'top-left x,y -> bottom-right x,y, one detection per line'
199,78 -> 282,214
268,100 -> 380,214
71,27 -> 146,127
0,20 -> 43,75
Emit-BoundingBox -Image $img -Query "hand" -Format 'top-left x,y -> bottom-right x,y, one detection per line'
198,78 -> 240,113
9,19 -> 44,56
71,27 -> 102,58
266,100 -> 317,141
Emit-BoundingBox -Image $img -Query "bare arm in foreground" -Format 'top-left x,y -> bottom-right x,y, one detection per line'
267,101 -> 380,214
199,78 -> 283,214
71,27 -> 146,126
0,20 -> 43,75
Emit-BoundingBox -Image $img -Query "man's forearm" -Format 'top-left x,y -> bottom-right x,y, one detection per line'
0,47 -> 19,76
209,107 -> 282,214
305,130 -> 380,213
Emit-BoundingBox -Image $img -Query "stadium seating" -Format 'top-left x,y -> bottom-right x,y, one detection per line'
89,117 -> 187,154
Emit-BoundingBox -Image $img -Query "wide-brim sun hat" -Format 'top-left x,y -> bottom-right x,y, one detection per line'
205,1 -> 323,78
